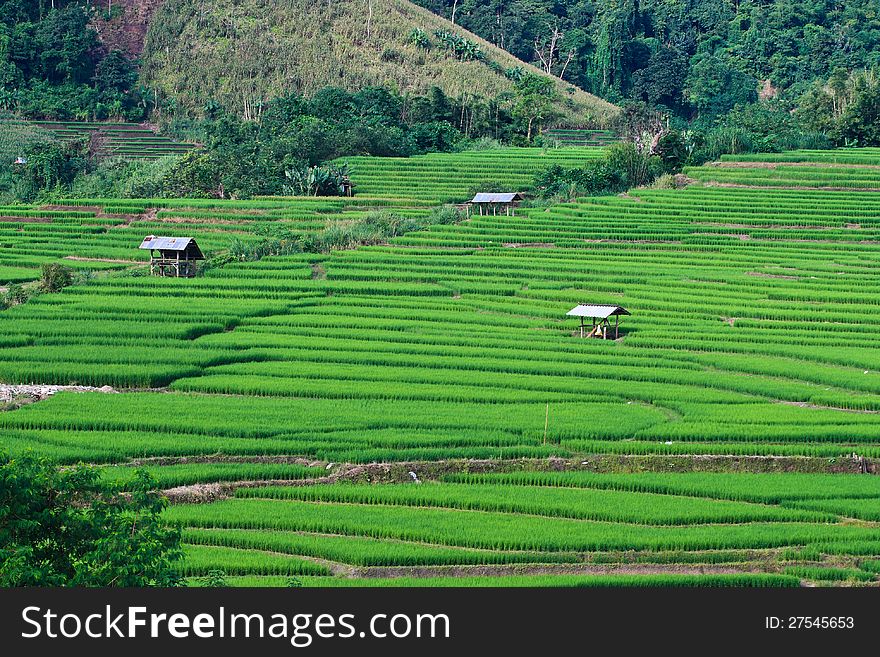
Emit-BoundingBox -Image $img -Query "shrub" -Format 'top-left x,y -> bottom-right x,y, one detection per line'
533,142 -> 661,199
1,284 -> 32,309
429,205 -> 464,225
283,163 -> 352,197
380,48 -> 405,64
198,570 -> 228,587
409,28 -> 431,50
39,263 -> 75,293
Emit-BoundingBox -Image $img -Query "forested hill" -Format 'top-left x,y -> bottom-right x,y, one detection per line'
140,0 -> 615,124
414,0 -> 880,120
0,0 -> 615,125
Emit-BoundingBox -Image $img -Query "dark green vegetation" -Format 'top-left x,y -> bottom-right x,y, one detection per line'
416,0 -> 880,120
1,80 -> 612,203
0,453 -> 181,586
0,2 -> 619,204
152,85 -> 590,199
0,2 -> 144,121
1,147 -> 880,586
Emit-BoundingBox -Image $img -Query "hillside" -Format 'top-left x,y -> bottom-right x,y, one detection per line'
139,0 -> 617,125
89,0 -> 165,57
2,149 -> 880,586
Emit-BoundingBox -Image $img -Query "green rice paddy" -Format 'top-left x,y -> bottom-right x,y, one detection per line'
2,145 -> 879,587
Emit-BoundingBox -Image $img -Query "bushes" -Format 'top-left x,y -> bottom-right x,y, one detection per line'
0,121 -> 57,202
799,69 -> 880,147
409,28 -> 431,49
686,104 -> 834,164
11,138 -> 89,202
68,155 -> 182,199
533,142 -> 662,199
39,263 -> 74,293
433,31 -> 483,61
319,211 -> 421,251
225,209 -> 447,263
0,283 -> 31,309
0,453 -> 181,587
0,7 -> 145,122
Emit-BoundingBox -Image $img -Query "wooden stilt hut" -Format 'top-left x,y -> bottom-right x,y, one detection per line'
139,236 -> 204,278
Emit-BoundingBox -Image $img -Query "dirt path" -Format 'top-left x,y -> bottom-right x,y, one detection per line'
158,452 -> 877,503
703,182 -> 880,192
353,562 -> 776,579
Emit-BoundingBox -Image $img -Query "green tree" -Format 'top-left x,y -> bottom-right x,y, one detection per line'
632,46 -> 688,110
798,68 -> 880,146
14,138 -> 87,201
685,53 -> 757,117
0,453 -> 182,587
35,5 -> 99,84
511,73 -> 559,141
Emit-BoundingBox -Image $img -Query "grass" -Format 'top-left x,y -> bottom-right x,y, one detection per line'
164,497 -> 880,553
194,573 -> 802,587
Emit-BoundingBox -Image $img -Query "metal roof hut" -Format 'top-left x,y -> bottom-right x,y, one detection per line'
139,236 -> 204,278
567,304 -> 630,339
468,192 -> 525,216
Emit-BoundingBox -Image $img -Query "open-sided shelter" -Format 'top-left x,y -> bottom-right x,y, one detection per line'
567,304 -> 630,339
468,192 -> 525,216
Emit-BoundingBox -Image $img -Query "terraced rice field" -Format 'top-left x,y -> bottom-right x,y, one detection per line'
542,128 -> 619,147
687,148 -> 880,188
0,196 -> 432,285
1,147 -> 879,587
341,147 -> 605,201
4,120 -> 193,159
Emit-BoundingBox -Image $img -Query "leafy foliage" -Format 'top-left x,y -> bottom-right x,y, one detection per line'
511,73 -> 560,141
799,69 -> 880,146
433,30 -> 483,61
416,0 -> 880,118
0,4 -> 144,120
39,263 -> 74,293
0,453 -> 182,587
284,163 -> 352,197
533,142 -> 662,199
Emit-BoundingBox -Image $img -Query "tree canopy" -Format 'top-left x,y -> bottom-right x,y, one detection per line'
0,453 -> 182,587
416,0 -> 880,121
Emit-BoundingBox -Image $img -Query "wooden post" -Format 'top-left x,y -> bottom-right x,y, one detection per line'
615,314 -> 619,339
543,402 -> 549,444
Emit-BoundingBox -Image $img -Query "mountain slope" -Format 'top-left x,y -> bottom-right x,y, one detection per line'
140,0 -> 617,125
